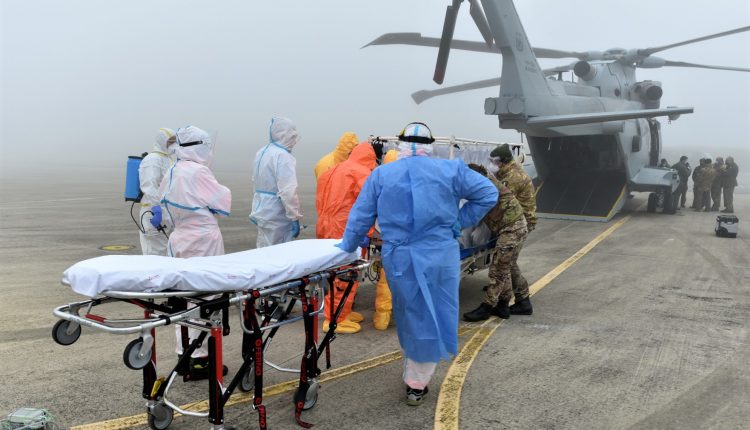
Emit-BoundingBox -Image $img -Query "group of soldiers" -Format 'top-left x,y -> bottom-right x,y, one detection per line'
672,155 -> 739,213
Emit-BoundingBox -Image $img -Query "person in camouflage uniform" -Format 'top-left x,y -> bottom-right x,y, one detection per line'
463,162 -> 530,322
671,156 -> 691,208
698,159 -> 717,211
710,157 -> 725,211
722,156 -> 739,213
492,143 -> 535,315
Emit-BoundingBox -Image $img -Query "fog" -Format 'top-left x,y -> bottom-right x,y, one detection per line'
2,0 -> 749,178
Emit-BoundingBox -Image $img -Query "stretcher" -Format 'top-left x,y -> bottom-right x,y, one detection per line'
52,239 -> 368,430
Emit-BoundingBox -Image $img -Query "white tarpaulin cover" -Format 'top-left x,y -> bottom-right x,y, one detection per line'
63,239 -> 360,298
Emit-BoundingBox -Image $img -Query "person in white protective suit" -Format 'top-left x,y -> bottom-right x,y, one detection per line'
249,117 -> 303,248
138,128 -> 176,256
157,126 -> 232,377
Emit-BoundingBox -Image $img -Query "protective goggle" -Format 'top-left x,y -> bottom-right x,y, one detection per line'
398,122 -> 435,144
179,140 -> 203,147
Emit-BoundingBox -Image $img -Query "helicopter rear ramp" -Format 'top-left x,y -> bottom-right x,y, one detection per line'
536,170 -> 627,222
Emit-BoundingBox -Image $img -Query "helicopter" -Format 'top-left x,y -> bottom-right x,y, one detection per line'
364,0 -> 750,221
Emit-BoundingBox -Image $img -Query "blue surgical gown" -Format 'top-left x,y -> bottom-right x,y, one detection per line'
339,156 -> 498,362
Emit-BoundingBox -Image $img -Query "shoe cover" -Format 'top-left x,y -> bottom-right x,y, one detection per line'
348,311 -> 364,323
323,319 -> 361,334
373,311 -> 391,330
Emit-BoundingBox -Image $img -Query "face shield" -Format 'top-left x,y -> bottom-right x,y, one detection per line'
397,122 -> 435,159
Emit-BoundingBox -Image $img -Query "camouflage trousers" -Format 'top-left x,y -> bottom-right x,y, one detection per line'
484,218 -> 529,306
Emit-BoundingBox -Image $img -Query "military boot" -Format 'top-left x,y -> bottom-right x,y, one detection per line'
491,298 -> 510,319
509,298 -> 533,315
463,303 -> 493,322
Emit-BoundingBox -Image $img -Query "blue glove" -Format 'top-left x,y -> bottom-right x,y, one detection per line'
150,206 -> 162,229
452,220 -> 462,238
291,220 -> 301,238
359,236 -> 370,249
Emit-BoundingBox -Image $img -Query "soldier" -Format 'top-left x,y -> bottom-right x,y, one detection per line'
722,156 -> 739,213
464,163 -> 529,321
671,156 -> 691,208
701,159 -> 717,211
691,159 -> 705,209
710,157 -> 725,211
489,144 -> 536,314
693,158 -> 716,212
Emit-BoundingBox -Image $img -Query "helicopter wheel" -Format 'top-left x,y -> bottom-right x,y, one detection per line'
647,193 -> 657,213
662,188 -> 676,215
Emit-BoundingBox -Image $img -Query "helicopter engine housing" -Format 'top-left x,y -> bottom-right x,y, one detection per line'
633,81 -> 663,108
573,61 -> 597,81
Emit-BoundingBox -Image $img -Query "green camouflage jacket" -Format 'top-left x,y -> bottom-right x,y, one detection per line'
497,161 -> 537,230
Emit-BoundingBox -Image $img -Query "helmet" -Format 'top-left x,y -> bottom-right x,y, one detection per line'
490,143 -> 513,163
398,122 -> 435,144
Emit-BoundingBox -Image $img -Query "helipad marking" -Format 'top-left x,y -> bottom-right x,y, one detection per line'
99,245 -> 135,251
434,215 -> 631,430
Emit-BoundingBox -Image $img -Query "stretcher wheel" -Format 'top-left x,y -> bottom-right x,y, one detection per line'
303,380 -> 319,410
147,402 -> 173,430
238,364 -> 255,392
52,320 -> 81,346
123,338 -> 151,370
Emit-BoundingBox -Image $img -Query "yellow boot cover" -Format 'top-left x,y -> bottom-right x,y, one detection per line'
348,311 -> 364,323
373,311 -> 391,330
323,319 -> 361,334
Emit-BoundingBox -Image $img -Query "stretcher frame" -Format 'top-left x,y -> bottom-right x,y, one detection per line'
52,260 -> 369,430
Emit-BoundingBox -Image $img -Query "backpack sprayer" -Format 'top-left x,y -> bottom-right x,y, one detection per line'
124,153 -> 168,238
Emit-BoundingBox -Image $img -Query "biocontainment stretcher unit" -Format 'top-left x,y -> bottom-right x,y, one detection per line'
367,135 -> 527,277
52,239 -> 368,430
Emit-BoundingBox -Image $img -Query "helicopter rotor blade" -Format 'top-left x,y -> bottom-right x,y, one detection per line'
531,47 -> 589,60
662,60 -> 750,73
412,77 -> 500,104
638,26 -> 750,56
434,1 -> 462,84
411,64 -> 573,104
363,32 -> 589,59
468,0 -> 494,47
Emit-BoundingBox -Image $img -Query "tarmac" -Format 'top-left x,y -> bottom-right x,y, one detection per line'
1,169 -> 748,430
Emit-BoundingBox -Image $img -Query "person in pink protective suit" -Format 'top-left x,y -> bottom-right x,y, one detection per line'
157,125 -> 232,379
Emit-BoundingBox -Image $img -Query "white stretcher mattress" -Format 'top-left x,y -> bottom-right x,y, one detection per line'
63,239 -> 360,298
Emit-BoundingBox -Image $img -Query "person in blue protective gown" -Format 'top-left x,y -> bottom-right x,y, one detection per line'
336,122 -> 498,405
249,117 -> 303,248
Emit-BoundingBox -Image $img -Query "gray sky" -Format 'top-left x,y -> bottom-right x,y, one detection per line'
2,0 -> 749,175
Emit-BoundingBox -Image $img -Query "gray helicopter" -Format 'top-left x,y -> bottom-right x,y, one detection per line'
365,0 -> 750,221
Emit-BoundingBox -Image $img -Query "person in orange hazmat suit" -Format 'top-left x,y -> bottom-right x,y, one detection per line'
316,142 -> 377,334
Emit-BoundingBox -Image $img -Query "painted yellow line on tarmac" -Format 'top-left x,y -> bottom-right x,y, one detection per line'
434,215 -> 631,430
528,215 -> 631,296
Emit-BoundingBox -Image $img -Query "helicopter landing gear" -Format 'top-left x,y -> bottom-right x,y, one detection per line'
662,188 -> 676,215
647,189 -> 676,215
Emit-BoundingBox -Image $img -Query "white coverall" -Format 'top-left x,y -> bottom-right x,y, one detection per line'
249,117 -> 303,248
138,128 -> 174,256
158,126 -> 232,357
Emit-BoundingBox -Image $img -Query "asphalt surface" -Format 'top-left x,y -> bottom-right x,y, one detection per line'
1,170 -> 747,430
